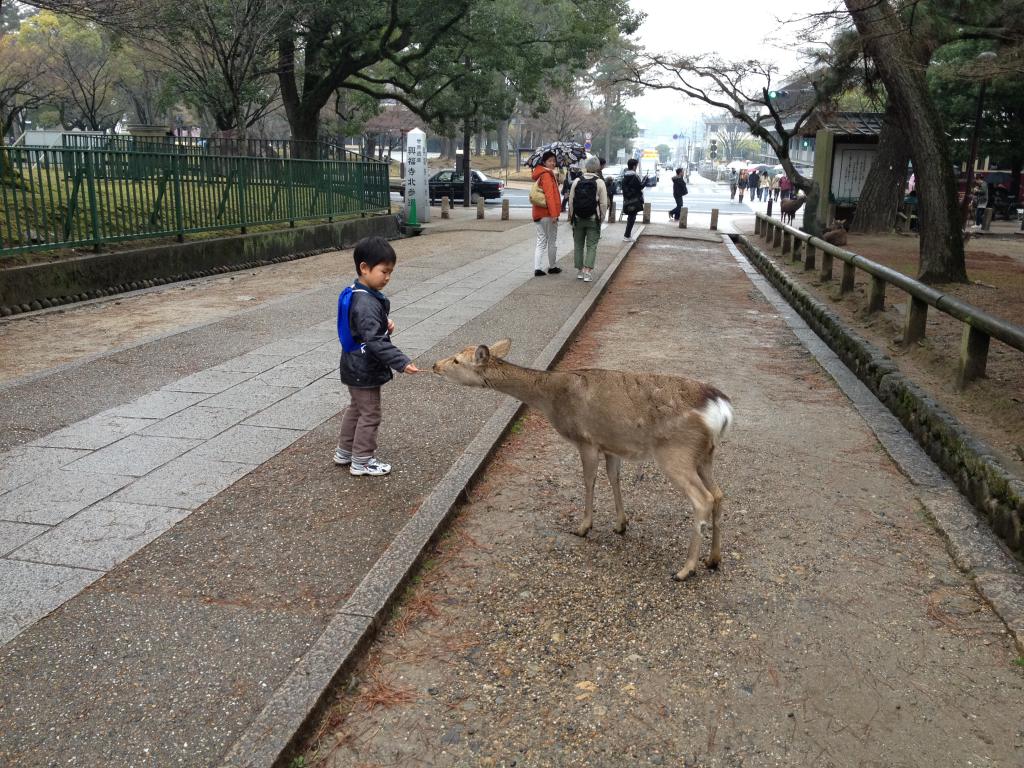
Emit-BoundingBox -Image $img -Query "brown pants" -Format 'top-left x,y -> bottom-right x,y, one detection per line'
337,386 -> 382,463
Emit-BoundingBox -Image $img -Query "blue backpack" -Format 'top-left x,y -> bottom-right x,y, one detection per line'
336,284 -> 365,353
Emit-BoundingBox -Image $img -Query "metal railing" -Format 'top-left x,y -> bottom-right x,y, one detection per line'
58,133 -> 367,162
752,212 -> 1024,388
1,145 -> 390,255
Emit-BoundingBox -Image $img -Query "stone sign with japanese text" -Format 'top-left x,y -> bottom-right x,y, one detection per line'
404,128 -> 430,223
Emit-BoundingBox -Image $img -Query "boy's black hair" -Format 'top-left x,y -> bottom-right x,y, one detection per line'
626,158 -> 638,170
353,236 -> 397,274
541,150 -> 557,163
598,156 -> 607,167
676,167 -> 684,174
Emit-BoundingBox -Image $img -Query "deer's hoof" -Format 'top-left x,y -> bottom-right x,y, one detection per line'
573,525 -> 592,538
704,556 -> 721,570
672,567 -> 696,582
613,523 -> 627,536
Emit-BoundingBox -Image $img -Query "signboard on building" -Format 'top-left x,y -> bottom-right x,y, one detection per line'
830,145 -> 878,205
404,128 -> 430,223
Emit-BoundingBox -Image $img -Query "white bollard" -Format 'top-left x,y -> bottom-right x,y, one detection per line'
678,207 -> 688,229
477,198 -> 485,219
501,198 -> 510,220
441,196 -> 450,219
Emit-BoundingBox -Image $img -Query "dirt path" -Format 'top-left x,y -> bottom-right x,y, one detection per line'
298,236 -> 1024,767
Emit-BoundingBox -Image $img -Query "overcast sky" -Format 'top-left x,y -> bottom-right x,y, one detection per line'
624,0 -> 839,146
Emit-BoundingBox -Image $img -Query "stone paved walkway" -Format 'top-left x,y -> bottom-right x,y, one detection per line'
0,219 -> 603,646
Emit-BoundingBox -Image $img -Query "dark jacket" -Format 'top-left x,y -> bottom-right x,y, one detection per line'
338,281 -> 411,388
747,171 -> 760,189
620,170 -> 645,213
672,175 -> 688,197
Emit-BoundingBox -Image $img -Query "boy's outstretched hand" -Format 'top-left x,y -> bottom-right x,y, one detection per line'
404,363 -> 420,374
387,318 -> 396,334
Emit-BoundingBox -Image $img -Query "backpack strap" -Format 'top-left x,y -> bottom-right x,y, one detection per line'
337,284 -> 369,354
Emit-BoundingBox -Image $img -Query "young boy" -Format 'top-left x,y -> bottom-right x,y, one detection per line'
334,237 -> 419,476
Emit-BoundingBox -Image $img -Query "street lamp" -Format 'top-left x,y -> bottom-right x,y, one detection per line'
959,50 -> 998,226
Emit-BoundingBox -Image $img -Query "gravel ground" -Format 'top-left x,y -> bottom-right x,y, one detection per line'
300,236 -> 1024,767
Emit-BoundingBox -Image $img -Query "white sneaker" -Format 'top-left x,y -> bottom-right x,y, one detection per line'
350,458 -> 392,476
622,235 -> 631,241
333,449 -> 351,466
577,271 -> 584,279
583,272 -> 592,282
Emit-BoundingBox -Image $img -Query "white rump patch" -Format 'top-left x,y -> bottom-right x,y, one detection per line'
698,397 -> 734,440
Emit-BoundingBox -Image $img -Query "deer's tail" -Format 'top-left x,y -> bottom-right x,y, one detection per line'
698,393 -> 734,443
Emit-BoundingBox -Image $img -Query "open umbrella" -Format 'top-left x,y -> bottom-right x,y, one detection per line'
726,160 -> 748,170
980,171 -> 1012,185
525,140 -> 587,168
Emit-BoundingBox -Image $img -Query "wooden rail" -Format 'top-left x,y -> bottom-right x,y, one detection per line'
753,213 -> 1024,388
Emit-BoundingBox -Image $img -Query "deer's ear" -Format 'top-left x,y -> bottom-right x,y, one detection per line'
489,338 -> 511,358
473,345 -> 490,364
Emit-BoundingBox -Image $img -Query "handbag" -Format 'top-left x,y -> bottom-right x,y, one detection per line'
529,178 -> 548,207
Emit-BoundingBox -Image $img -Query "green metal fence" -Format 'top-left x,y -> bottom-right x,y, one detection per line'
59,133 -> 366,162
1,146 -> 390,255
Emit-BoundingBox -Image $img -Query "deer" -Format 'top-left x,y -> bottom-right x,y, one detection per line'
779,196 -> 805,225
821,219 -> 848,247
432,339 -> 734,582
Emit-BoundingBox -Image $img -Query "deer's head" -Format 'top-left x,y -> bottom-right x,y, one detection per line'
432,339 -> 512,386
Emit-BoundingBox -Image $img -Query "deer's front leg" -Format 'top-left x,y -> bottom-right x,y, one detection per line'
574,443 -> 600,537
605,454 -> 627,535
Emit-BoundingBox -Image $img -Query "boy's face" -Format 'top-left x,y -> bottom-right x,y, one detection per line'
359,261 -> 394,291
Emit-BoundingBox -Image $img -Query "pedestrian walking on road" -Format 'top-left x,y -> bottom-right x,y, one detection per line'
779,173 -> 792,200
335,237 -> 420,477
737,168 -> 748,203
747,170 -> 760,203
531,151 -> 562,276
759,172 -> 771,202
668,167 -> 688,220
770,173 -> 780,201
568,155 -> 609,282
620,158 -> 645,240
973,180 -> 989,226
729,169 -> 738,201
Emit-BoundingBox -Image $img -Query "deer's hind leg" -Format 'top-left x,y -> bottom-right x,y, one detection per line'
697,450 -> 725,570
573,442 -> 600,538
655,445 -> 716,582
605,453 -> 627,535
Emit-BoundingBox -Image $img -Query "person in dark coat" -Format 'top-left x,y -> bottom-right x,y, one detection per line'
668,167 -> 688,220
620,158 -> 645,240
747,170 -> 760,203
335,237 -> 419,476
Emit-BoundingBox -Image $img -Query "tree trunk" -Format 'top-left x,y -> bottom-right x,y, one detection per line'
845,0 -> 967,283
462,119 -> 472,206
498,119 -> 509,169
850,105 -> 910,234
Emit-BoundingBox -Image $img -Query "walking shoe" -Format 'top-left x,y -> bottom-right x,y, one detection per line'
534,269 -> 545,277
350,458 -> 392,476
547,266 -> 562,274
622,235 -> 631,241
577,271 -> 584,279
583,271 -> 592,282
333,449 -> 351,466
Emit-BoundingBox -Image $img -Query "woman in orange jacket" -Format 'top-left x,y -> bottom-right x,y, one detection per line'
531,151 -> 562,276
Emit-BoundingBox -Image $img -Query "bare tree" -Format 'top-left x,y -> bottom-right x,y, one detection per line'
628,55 -> 828,234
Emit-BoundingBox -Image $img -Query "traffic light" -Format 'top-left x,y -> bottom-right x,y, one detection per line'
801,138 -> 810,149
709,138 -> 718,159
768,90 -> 789,99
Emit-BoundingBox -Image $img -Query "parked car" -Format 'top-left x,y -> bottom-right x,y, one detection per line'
602,164 -> 624,194
427,169 -> 503,203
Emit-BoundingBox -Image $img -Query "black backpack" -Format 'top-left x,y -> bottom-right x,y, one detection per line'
573,177 -> 599,218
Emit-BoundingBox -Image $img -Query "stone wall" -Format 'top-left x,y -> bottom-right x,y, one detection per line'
737,235 -> 1024,558
1,215 -> 399,316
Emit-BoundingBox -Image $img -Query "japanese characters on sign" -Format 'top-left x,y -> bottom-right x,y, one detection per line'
405,128 -> 430,222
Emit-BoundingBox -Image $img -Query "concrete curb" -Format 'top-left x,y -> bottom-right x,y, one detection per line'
727,233 -> 1024,655
218,228 -> 644,768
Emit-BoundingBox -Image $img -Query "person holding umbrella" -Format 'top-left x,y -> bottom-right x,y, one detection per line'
531,150 -> 563,276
